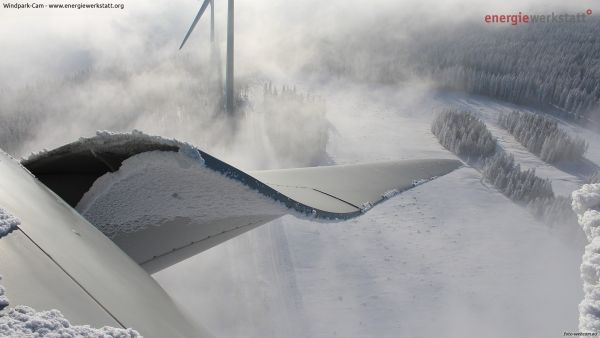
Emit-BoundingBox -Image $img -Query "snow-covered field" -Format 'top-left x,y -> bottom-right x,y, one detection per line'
155,83 -> 593,338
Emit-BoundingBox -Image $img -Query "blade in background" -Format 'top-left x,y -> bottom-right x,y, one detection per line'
179,0 -> 212,50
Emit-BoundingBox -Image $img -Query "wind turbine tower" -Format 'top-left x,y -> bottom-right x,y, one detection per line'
210,0 -> 215,42
180,0 -> 235,114
225,0 -> 234,114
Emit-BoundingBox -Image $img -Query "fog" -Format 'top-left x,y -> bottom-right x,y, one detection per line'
0,0 -> 593,337
0,0 -> 589,87
0,0 -> 591,166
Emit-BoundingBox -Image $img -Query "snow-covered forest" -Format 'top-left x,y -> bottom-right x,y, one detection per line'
430,110 -> 496,159
431,109 -> 579,226
415,20 -> 600,122
308,16 -> 600,124
528,196 -> 575,227
431,109 -> 553,202
498,110 -> 588,163
482,152 -> 554,204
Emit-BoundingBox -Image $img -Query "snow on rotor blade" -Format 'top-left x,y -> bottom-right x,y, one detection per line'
179,0 -> 212,50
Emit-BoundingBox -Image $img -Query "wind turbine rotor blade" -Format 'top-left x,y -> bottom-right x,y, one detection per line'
179,0 -> 212,50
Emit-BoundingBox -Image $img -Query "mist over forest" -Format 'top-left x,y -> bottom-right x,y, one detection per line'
0,0 -> 597,166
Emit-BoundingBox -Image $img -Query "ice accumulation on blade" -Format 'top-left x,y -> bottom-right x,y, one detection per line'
0,207 -> 141,337
0,276 -> 8,312
23,129 -> 202,164
381,189 -> 400,200
0,305 -> 141,337
76,149 -> 287,239
572,184 -> 600,333
0,210 -> 16,309
0,207 -> 19,238
412,177 -> 433,187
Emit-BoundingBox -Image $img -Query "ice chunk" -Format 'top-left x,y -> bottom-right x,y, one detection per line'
0,276 -> 8,311
412,178 -> 431,187
360,202 -> 373,213
0,305 -> 141,337
382,189 -> 400,200
572,184 -> 600,333
573,184 -> 600,216
0,207 -> 19,238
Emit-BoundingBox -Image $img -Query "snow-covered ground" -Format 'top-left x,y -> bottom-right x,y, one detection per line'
155,83 -> 592,338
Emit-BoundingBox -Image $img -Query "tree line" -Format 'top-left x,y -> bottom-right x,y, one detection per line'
305,17 -> 600,123
415,19 -> 600,122
498,110 -> 588,163
430,110 -> 496,159
432,109 -> 576,226
482,152 -> 554,203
